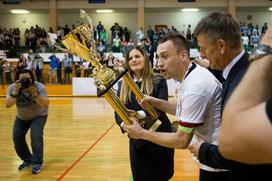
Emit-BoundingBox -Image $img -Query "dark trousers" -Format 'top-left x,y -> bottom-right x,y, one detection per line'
5,72 -> 11,84
35,68 -> 43,83
13,115 -> 47,164
0,72 -> 3,84
200,169 -> 231,181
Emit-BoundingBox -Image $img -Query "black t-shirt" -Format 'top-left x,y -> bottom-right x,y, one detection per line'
266,99 -> 272,123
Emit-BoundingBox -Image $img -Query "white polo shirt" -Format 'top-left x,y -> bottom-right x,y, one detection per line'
176,64 -> 225,172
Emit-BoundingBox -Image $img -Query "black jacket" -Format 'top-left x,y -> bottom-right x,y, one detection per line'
198,52 -> 272,180
114,73 -> 174,181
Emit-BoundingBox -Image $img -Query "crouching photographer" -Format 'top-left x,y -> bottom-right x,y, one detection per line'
5,69 -> 49,174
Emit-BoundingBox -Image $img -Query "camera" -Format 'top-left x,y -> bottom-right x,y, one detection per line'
19,78 -> 33,89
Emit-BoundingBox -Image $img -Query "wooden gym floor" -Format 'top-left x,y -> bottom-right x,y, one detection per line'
0,97 -> 199,181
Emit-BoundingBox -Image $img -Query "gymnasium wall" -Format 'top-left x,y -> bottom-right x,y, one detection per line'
0,10 -> 271,45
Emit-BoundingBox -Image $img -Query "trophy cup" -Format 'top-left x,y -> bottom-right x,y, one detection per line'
53,10 -> 161,131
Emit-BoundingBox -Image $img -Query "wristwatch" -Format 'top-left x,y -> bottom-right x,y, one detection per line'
249,44 -> 272,62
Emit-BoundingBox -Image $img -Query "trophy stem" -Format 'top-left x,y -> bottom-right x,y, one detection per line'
123,73 -> 158,121
104,89 -> 132,125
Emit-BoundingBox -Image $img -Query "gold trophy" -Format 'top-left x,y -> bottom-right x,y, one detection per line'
54,10 -> 161,131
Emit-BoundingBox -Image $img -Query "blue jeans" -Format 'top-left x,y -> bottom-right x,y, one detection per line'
13,115 -> 47,164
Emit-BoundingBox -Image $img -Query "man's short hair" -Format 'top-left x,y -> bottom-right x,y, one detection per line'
194,12 -> 241,49
159,33 -> 190,55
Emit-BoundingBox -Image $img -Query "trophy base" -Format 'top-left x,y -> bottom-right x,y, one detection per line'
148,119 -> 162,132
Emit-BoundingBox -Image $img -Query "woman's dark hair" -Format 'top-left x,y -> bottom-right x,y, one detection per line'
15,69 -> 35,83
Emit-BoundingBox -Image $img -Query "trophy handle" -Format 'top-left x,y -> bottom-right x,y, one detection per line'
80,9 -> 93,26
104,89 -> 132,125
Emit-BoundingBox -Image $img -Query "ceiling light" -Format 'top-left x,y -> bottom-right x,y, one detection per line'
269,7 -> 272,11
11,9 -> 30,14
181,8 -> 199,12
96,9 -> 113,13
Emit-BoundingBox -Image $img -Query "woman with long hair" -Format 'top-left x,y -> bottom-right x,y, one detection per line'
115,46 -> 174,181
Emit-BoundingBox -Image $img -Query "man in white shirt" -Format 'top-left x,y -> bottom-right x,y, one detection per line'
241,32 -> 249,51
123,33 -> 229,180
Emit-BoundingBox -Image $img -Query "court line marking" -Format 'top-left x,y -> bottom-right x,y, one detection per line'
56,123 -> 116,181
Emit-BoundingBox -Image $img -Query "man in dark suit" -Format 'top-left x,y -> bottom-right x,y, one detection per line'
188,12 -> 272,181
219,26 -> 272,164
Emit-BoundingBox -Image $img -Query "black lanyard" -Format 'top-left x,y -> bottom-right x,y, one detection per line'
184,63 -> 196,80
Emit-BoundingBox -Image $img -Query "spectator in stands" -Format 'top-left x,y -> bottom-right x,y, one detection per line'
74,61 -> 82,77
29,30 -> 37,52
146,25 -> 154,44
120,38 -> 128,56
56,26 -> 63,41
153,30 -> 160,49
127,38 -> 135,47
13,28 -> 20,48
110,22 -> 119,43
82,60 -> 90,78
97,41 -> 106,57
62,53 -> 72,84
24,29 -> 30,48
113,58 -> 125,72
246,23 -> 253,40
241,32 -> 249,51
10,63 -> 17,83
0,59 -> 3,85
186,24 -> 192,40
57,57 -> 62,84
123,27 -> 131,42
3,60 -> 11,84
253,25 -> 261,36
96,21 -> 104,39
136,27 -> 144,45
93,27 -> 98,41
105,53 -> 115,69
152,58 -> 160,73
17,54 -> 27,70
262,22 -> 268,35
47,27 -> 54,51
48,53 -> 59,83
144,38 -> 155,68
26,49 -> 35,71
33,52 -> 44,83
0,29 -> 4,50
4,32 -> 13,50
112,35 -> 121,53
99,29 -> 107,46
250,30 -> 260,48
62,25 -> 70,36
39,38 -> 48,53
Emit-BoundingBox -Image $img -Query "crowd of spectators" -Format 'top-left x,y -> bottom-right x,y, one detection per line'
240,22 -> 268,51
0,49 -> 127,86
0,21 -> 269,86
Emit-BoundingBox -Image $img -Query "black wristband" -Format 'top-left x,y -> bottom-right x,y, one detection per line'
266,99 -> 272,123
10,92 -> 18,98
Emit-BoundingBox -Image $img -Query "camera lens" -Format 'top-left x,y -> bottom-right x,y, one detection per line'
20,78 -> 32,89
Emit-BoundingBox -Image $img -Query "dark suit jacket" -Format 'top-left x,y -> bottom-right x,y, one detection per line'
198,52 -> 272,181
